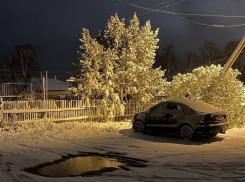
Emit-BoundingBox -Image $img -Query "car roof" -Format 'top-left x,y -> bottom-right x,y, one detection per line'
162,98 -> 225,113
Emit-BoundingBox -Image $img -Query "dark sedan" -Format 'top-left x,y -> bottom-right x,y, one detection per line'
132,99 -> 229,140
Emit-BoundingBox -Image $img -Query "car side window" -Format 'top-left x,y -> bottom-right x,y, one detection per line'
149,103 -> 167,117
167,103 -> 183,113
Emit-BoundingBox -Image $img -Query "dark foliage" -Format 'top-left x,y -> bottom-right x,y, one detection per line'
1,45 -> 40,82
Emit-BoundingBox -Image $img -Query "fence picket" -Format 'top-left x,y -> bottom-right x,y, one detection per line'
1,99 -> 156,123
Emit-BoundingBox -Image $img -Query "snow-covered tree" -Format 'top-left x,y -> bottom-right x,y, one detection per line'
168,64 -> 245,127
70,13 -> 166,120
69,29 -> 103,100
69,29 -> 123,119
97,13 -> 166,103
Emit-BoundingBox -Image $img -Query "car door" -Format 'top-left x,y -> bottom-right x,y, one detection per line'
145,103 -> 167,128
163,103 -> 184,127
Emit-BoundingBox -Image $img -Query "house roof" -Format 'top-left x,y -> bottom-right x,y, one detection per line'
47,78 -> 67,91
31,77 -> 67,91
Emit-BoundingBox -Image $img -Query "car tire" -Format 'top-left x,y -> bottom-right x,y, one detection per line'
180,125 -> 195,140
134,121 -> 145,133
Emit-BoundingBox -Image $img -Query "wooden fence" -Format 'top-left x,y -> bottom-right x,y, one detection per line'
1,100 -> 156,124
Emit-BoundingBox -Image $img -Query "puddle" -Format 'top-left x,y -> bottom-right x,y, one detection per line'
23,152 -> 147,177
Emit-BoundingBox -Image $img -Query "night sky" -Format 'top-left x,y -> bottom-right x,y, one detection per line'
1,0 -> 245,81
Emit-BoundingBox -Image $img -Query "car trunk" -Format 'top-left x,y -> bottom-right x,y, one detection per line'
198,111 -> 227,124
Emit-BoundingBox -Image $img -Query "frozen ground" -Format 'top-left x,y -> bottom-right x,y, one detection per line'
0,121 -> 245,182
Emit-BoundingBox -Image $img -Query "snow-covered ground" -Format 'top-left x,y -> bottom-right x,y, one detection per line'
0,121 -> 245,182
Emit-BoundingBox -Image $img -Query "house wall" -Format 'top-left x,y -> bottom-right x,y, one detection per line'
35,90 -> 67,100
48,90 -> 67,95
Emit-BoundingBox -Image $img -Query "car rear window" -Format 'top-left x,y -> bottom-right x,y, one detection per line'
180,100 -> 223,113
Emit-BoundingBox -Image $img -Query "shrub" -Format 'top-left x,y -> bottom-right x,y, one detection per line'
168,64 -> 245,127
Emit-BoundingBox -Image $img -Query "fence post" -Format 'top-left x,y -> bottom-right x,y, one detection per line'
0,98 -> 3,122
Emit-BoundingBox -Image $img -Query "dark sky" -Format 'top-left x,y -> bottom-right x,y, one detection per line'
1,0 -> 245,81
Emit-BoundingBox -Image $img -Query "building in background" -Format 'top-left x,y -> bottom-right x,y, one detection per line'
0,76 -> 68,100
0,82 -> 33,100
31,76 -> 68,100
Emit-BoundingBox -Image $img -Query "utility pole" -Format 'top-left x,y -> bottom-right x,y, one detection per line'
40,72 -> 43,100
46,71 -> 48,100
42,76 -> 45,101
222,34 -> 245,73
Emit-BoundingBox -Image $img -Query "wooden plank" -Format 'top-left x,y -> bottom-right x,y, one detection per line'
16,116 -> 101,124
3,107 -> 88,114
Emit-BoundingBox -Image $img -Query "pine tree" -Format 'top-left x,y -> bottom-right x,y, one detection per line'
69,28 -> 103,101
97,13 -> 166,103
69,28 -> 123,119
70,13 -> 167,120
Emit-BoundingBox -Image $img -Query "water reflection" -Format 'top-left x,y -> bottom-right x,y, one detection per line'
33,156 -> 124,177
24,153 -> 147,177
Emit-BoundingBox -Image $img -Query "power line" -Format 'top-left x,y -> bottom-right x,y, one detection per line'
175,15 -> 245,28
164,0 -> 186,8
137,0 -> 175,17
145,0 -> 176,9
115,0 -> 177,20
114,0 -> 146,14
116,0 -> 145,6
138,0 -> 176,13
116,0 -> 245,18
116,0 -> 245,28
138,0 -> 187,17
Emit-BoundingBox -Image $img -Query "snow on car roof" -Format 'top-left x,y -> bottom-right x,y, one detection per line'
167,98 -> 225,113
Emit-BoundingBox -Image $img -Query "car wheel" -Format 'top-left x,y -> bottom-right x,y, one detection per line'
134,121 -> 145,133
180,125 -> 194,140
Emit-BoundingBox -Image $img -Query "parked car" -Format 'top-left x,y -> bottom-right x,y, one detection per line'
132,99 -> 229,140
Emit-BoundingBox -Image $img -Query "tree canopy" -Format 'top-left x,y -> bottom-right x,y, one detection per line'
69,13 -> 166,119
154,44 -> 179,81
1,45 -> 40,82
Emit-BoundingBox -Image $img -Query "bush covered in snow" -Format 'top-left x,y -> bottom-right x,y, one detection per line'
168,64 -> 245,127
18,91 -> 41,101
